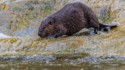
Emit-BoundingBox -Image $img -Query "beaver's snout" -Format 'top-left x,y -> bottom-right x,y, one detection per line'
38,31 -> 42,37
38,30 -> 47,37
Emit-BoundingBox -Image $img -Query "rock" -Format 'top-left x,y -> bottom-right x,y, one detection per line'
0,33 -> 10,39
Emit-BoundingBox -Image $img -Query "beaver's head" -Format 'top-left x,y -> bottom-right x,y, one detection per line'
38,17 -> 57,38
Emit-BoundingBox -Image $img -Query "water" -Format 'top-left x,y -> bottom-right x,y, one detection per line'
0,59 -> 125,70
0,55 -> 125,70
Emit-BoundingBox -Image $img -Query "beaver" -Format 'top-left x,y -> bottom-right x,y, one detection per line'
38,2 -> 118,38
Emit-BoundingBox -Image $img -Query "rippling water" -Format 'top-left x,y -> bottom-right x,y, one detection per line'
0,60 -> 125,70
0,55 -> 125,70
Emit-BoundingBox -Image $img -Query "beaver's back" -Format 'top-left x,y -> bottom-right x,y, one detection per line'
51,2 -> 91,35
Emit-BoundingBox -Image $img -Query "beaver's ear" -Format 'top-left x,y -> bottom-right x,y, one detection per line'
49,17 -> 56,25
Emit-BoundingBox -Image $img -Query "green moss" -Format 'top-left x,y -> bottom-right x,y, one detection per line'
9,38 -> 17,44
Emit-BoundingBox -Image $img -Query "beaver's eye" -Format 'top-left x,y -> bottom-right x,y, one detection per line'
49,21 -> 52,25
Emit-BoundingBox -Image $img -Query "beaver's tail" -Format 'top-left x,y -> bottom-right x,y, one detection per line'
99,22 -> 119,32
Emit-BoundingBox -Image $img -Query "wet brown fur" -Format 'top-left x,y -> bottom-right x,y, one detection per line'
38,2 -> 118,38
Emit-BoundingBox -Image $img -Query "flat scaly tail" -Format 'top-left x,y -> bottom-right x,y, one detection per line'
99,22 -> 119,32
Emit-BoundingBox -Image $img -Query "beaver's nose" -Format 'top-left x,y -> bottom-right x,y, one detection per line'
38,32 -> 42,37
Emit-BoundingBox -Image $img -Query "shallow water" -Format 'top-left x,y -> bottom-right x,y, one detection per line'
0,55 -> 125,70
0,60 -> 125,70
